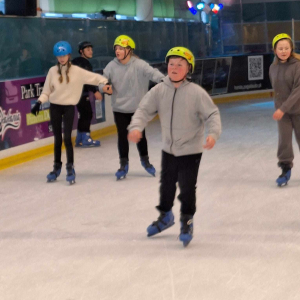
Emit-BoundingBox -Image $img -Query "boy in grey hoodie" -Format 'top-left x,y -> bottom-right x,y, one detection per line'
99,35 -> 165,180
269,33 -> 300,186
128,47 -> 221,247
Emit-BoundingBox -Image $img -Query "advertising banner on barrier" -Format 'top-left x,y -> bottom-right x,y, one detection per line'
152,54 -> 272,95
0,76 -> 105,151
227,55 -> 273,93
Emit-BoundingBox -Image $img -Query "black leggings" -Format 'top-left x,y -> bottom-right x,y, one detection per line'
50,103 -> 75,164
76,95 -> 93,133
113,111 -> 148,160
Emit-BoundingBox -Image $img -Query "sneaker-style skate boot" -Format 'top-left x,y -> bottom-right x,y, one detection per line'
179,214 -> 193,247
141,155 -> 156,177
66,163 -> 76,185
115,158 -> 129,180
276,166 -> 291,187
81,132 -> 100,147
147,210 -> 175,237
47,162 -> 62,182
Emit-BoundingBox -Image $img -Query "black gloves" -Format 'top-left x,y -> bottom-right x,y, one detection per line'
31,101 -> 42,116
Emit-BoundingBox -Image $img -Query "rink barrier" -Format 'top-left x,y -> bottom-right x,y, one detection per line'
0,125 -> 117,171
0,91 -> 274,171
213,90 -> 274,104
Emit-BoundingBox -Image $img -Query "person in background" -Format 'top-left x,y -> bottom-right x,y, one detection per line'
72,41 -> 102,148
269,33 -> 300,187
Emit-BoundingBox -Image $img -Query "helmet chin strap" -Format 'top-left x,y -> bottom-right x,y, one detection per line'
170,71 -> 189,83
82,53 -> 89,60
80,49 -> 90,60
119,48 -> 131,61
60,59 -> 70,67
170,77 -> 186,83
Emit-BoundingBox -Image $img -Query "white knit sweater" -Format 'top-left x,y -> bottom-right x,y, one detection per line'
38,64 -> 108,105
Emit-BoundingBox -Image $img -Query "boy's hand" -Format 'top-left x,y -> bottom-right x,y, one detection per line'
128,130 -> 142,143
103,84 -> 113,95
203,136 -> 216,150
273,109 -> 284,121
94,91 -> 103,101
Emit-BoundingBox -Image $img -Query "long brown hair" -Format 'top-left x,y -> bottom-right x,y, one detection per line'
273,38 -> 300,64
56,60 -> 72,83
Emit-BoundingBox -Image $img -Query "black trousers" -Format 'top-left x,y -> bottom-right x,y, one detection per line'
113,111 -> 148,160
76,95 -> 93,133
158,151 -> 202,216
50,103 -> 75,165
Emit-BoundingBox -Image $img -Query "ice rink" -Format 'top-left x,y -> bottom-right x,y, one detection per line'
1,98 -> 300,300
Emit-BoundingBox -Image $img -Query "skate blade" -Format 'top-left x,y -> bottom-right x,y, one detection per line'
180,238 -> 192,247
145,169 -> 156,177
47,179 -> 57,183
183,241 -> 191,247
116,175 -> 126,181
147,221 -> 175,237
81,144 -> 100,148
67,180 -> 76,185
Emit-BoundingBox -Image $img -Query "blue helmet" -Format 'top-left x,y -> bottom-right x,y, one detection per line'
53,41 -> 72,57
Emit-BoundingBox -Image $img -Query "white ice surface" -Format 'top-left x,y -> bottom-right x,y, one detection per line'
1,98 -> 300,300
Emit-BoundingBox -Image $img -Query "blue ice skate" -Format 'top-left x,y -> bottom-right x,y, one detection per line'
66,163 -> 76,185
47,162 -> 62,182
81,132 -> 100,147
75,131 -> 83,147
179,215 -> 193,247
141,156 -> 156,177
115,158 -> 129,180
147,210 -> 175,237
276,168 -> 291,187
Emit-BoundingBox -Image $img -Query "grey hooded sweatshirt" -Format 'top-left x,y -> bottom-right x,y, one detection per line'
269,56 -> 300,114
128,76 -> 222,156
99,56 -> 165,113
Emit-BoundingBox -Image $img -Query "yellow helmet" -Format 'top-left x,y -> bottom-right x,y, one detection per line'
272,33 -> 292,49
113,35 -> 135,50
165,47 -> 195,73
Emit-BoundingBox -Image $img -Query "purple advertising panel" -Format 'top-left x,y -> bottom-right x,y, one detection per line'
0,77 -> 106,151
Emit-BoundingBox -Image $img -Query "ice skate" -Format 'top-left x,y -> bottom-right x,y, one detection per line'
81,132 -> 100,147
75,131 -> 83,147
147,210 -> 174,237
66,163 -> 76,185
276,166 -> 291,187
115,158 -> 129,180
47,162 -> 62,182
179,214 -> 193,247
141,155 -> 156,177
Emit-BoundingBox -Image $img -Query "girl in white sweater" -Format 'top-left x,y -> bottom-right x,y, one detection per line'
31,41 -> 108,184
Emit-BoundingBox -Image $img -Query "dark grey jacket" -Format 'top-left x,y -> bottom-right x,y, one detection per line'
128,76 -> 222,156
269,56 -> 300,114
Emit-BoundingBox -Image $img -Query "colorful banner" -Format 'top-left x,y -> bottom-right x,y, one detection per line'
0,76 -> 106,151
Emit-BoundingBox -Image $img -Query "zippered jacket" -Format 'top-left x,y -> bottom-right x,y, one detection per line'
128,76 -> 222,156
